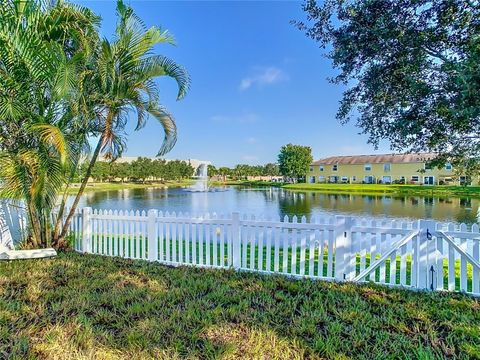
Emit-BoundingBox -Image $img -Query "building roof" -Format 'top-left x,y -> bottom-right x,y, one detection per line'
312,153 -> 437,166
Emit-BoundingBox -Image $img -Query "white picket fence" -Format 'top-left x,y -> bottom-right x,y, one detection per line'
68,207 -> 480,296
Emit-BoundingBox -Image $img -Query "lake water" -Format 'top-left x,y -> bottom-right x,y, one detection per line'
77,186 -> 480,224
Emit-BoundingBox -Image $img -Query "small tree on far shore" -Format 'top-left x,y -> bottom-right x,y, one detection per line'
278,144 -> 313,183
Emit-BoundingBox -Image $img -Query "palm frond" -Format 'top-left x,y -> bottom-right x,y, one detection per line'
31,124 -> 69,165
137,55 -> 190,100
147,104 -> 177,156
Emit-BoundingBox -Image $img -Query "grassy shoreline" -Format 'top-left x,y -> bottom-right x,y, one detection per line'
64,180 -> 194,195
283,183 -> 480,197
64,180 -> 480,198
0,252 -> 478,358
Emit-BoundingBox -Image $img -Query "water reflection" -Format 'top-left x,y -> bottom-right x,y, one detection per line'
75,186 -> 480,224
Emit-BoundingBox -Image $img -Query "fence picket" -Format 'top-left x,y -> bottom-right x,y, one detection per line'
359,219 -> 367,275
368,220 -> 377,282
266,227 -> 272,272
447,223 -> 456,291
172,212 -> 177,263
435,226 -> 444,290
258,226 -> 264,271
300,217 -> 307,276
179,214 -> 184,264
274,226 -> 280,272
282,226 -> 288,273
308,230 -> 315,277
218,216 -> 224,267
291,216 -> 298,275
165,212 -> 171,262
242,215 -> 248,269
192,222 -> 197,265
199,216 -> 204,265
249,216 -> 256,270
327,218 -> 334,278
158,212 -> 164,262
317,229 -> 324,277
460,223 -> 468,292
205,213 -> 211,266
473,224 -> 480,294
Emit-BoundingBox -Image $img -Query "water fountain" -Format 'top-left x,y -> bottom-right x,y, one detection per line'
185,161 -> 228,193
189,163 -> 209,192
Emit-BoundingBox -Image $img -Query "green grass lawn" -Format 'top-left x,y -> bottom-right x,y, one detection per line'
283,183 -> 480,198
64,180 -> 194,194
1,252 -> 479,359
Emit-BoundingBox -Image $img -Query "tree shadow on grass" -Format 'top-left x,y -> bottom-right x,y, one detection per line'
1,253 -> 479,359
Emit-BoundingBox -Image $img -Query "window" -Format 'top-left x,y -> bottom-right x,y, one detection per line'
424,162 -> 433,170
384,163 -> 391,172
320,166 -> 324,172
411,176 -> 419,182
352,176 -> 357,182
332,164 -> 338,171
341,176 -> 348,183
445,163 -> 453,170
309,166 -> 314,172
364,176 -> 374,184
364,164 -> 372,171
318,176 -> 326,183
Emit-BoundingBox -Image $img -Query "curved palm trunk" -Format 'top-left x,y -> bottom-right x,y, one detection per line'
53,164 -> 80,242
26,201 -> 41,248
57,137 -> 103,244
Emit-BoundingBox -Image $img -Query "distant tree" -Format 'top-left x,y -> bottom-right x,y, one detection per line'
217,167 -> 231,182
110,162 -> 130,182
278,144 -> 313,182
263,163 -> 280,176
452,159 -> 480,186
90,162 -> 110,182
180,161 -> 195,178
233,164 -> 252,180
296,0 -> 480,169
130,157 -> 152,183
152,159 -> 167,180
208,164 -> 218,177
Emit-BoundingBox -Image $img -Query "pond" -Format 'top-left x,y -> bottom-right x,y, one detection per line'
77,186 -> 480,224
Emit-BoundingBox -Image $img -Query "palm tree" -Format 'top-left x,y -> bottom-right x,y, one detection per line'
0,0 -> 99,246
57,0 -> 190,242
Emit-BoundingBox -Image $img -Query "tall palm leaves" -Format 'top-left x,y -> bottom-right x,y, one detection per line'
0,0 -> 99,246
0,0 -> 189,247
58,0 -> 190,241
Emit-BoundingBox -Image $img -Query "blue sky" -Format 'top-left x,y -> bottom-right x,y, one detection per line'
76,0 -> 390,167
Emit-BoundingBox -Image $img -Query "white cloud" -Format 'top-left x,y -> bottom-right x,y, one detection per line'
239,66 -> 288,91
245,137 -> 257,144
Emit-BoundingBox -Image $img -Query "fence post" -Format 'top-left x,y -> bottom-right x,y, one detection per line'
417,219 -> 436,290
231,212 -> 241,269
334,216 -> 347,281
344,217 -> 355,281
81,207 -> 92,253
148,209 -> 158,262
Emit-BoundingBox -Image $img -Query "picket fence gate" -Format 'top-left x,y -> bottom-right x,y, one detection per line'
68,207 -> 480,296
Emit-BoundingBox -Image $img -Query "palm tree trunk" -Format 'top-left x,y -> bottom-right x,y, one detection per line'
57,137 -> 103,243
26,201 -> 40,248
53,169 -> 76,242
